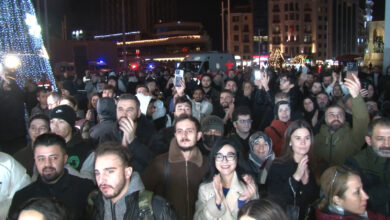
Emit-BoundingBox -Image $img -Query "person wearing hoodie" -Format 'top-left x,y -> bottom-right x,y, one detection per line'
264,101 -> 292,157
89,97 -> 117,143
93,142 -> 177,220
247,131 -> 275,194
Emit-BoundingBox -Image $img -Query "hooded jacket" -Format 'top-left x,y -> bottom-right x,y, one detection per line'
142,138 -> 209,220
314,96 -> 369,176
89,98 -> 116,142
93,172 -> 177,220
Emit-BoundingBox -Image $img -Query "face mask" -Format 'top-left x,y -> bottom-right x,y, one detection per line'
202,135 -> 221,151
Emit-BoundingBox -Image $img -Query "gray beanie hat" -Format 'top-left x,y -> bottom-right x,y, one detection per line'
201,115 -> 224,134
97,97 -> 116,121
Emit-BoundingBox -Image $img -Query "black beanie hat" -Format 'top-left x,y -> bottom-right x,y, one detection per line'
50,105 -> 76,127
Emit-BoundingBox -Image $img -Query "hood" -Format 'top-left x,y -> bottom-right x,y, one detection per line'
136,93 -> 152,115
248,131 -> 274,167
97,97 -> 116,121
152,99 -> 166,120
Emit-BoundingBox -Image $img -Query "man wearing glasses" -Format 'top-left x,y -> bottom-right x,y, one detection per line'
142,115 -> 209,220
229,106 -> 253,159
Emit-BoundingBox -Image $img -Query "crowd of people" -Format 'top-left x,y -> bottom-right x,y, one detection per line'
0,64 -> 390,220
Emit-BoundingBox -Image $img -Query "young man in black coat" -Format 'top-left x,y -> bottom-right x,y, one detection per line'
8,133 -> 95,220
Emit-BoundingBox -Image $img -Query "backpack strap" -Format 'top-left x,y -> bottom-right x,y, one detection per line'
270,126 -> 282,139
163,156 -> 170,197
138,190 -> 155,220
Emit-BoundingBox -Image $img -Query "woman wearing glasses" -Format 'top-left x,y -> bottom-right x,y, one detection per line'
194,138 -> 258,220
316,166 -> 388,220
266,119 -> 319,220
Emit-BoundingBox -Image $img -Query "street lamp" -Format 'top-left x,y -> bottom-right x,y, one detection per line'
72,30 -> 83,40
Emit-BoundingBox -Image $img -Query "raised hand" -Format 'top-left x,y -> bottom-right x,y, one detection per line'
293,155 -> 309,182
213,175 -> 224,205
261,73 -> 270,91
344,74 -> 361,98
119,117 -> 137,146
175,79 -> 186,97
301,168 -> 310,185
238,175 -> 257,201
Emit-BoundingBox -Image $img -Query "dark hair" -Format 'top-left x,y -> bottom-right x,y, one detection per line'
277,119 -> 314,163
33,133 -> 67,155
368,117 -> 390,136
201,73 -> 212,81
220,89 -> 234,97
36,87 -> 50,96
224,78 -> 237,85
103,84 -> 115,92
60,95 -> 77,108
204,138 -> 248,184
11,197 -> 70,220
232,106 -> 252,122
28,114 -> 49,128
238,199 -> 288,220
325,103 -> 345,115
174,96 -> 192,108
94,142 -> 132,167
135,84 -> 149,92
192,86 -> 204,96
118,93 -> 140,108
174,114 -> 201,132
279,71 -> 297,85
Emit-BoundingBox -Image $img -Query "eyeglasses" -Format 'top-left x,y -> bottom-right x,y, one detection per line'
215,153 -> 236,162
235,119 -> 253,124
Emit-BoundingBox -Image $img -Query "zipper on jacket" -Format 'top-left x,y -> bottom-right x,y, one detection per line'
185,160 -> 190,220
329,134 -> 334,163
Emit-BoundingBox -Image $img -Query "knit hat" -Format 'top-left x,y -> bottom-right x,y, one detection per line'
97,97 -> 116,121
201,115 -> 224,134
274,100 -> 290,120
50,105 -> 76,127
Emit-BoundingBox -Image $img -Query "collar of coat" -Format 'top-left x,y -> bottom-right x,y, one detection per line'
168,137 -> 204,167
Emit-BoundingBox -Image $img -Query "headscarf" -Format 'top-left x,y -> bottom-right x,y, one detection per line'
248,131 -> 274,168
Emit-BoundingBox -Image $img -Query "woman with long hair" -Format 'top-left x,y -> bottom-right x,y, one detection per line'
316,166 -> 389,220
266,119 -> 319,220
85,93 -> 99,126
194,138 -> 258,220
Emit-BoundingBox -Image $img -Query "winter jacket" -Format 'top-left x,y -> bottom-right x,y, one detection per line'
314,96 -> 369,173
8,170 -> 95,220
0,152 -> 31,219
13,143 -> 35,176
316,208 -> 390,220
66,131 -> 95,171
264,120 -> 292,157
93,172 -> 177,220
266,159 -> 319,220
345,147 -> 390,217
100,123 -> 152,172
194,172 -> 259,220
142,138 -> 209,220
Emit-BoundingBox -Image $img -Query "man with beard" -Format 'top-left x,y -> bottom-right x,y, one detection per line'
142,115 -> 209,220
8,133 -> 95,219
212,89 -> 235,135
100,94 -> 152,172
199,115 -> 224,155
93,142 -> 177,219
201,74 -> 220,105
345,118 -> 390,217
313,74 -> 369,180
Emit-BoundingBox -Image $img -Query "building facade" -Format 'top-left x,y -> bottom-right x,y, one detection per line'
268,0 -> 365,60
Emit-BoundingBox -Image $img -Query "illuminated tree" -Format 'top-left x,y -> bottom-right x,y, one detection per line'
0,0 -> 56,90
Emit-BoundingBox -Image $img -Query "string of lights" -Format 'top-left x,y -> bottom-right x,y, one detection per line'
0,0 -> 57,90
